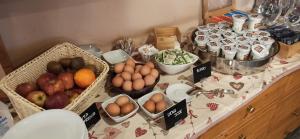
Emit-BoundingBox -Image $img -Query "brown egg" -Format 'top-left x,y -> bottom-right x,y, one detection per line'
126,58 -> 135,67
123,65 -> 134,74
114,63 -> 125,73
144,75 -> 156,86
155,101 -> 167,113
145,62 -> 155,69
112,76 -> 124,87
140,66 -> 151,76
122,81 -> 133,91
132,73 -> 142,80
121,102 -> 135,115
115,96 -> 130,106
133,79 -> 145,90
150,93 -> 164,103
106,103 -> 120,117
143,100 -> 155,113
150,69 -> 159,79
121,72 -> 132,81
135,65 -> 143,73
116,73 -> 121,77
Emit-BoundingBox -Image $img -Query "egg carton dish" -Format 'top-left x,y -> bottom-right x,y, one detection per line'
102,94 -> 139,123
191,22 -> 279,75
137,90 -> 174,119
155,49 -> 199,74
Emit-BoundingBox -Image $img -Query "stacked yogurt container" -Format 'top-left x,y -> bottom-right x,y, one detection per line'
194,14 -> 275,61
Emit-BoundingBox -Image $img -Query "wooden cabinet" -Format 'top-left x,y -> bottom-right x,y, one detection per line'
199,69 -> 300,139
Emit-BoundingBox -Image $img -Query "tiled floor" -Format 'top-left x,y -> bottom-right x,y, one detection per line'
286,127 -> 300,139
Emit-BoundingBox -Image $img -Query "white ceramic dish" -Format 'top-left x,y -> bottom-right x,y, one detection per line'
155,50 -> 199,74
102,49 -> 129,64
102,94 -> 139,123
166,83 -> 192,103
3,109 -> 88,139
137,90 -> 174,119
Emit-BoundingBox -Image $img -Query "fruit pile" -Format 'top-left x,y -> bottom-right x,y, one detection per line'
105,95 -> 135,117
143,93 -> 169,113
112,59 -> 159,92
15,57 -> 97,109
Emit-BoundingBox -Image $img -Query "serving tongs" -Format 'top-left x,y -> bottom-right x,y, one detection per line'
185,82 -> 234,96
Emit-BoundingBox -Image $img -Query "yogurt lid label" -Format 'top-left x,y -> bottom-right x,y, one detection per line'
224,46 -> 231,50
254,45 -> 264,53
234,15 -> 242,18
239,45 -> 249,50
237,36 -> 246,41
197,31 -> 205,35
210,29 -> 219,34
225,32 -> 232,36
207,23 -> 217,28
210,42 -> 218,46
197,36 -> 205,41
261,37 -> 269,41
210,35 -> 219,39
259,32 -> 268,36
224,39 -> 232,44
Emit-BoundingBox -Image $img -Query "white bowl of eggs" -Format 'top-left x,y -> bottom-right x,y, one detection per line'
111,58 -> 160,98
102,94 -> 139,123
137,90 -> 174,119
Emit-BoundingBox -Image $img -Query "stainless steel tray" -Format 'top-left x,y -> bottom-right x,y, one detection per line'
190,29 -> 280,75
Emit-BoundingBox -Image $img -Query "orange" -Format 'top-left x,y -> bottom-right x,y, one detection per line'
74,68 -> 96,88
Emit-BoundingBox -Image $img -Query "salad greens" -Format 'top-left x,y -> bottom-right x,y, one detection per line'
155,49 -> 195,65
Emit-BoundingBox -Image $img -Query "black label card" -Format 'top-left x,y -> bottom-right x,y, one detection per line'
163,99 -> 188,130
193,62 -> 211,83
80,103 -> 101,129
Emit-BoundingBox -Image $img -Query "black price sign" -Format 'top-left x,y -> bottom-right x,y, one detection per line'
80,103 -> 101,129
193,62 -> 211,83
163,99 -> 188,130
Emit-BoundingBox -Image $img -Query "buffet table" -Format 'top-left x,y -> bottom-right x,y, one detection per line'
87,53 -> 300,139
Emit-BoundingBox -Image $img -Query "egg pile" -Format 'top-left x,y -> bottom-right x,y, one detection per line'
112,59 -> 159,92
105,95 -> 135,117
143,93 -> 168,113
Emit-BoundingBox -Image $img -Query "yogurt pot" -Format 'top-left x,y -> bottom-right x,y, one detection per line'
219,26 -> 232,32
207,41 -> 221,56
236,44 -> 251,60
256,31 -> 271,37
232,14 -> 247,34
208,34 -> 221,41
250,40 -> 262,45
236,36 -> 249,44
218,21 -> 230,28
258,36 -> 275,50
222,31 -> 237,39
195,30 -> 207,36
198,25 -> 209,32
206,23 -> 219,29
243,31 -> 258,40
209,28 -> 222,35
222,45 -> 237,60
195,35 -> 208,49
248,14 -> 263,31
221,38 -> 236,46
251,44 -> 269,60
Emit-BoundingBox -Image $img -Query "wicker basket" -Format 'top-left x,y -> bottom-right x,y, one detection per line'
0,42 -> 109,119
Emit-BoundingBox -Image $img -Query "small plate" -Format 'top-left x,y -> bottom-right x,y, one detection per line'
166,83 -> 192,103
102,49 -> 129,64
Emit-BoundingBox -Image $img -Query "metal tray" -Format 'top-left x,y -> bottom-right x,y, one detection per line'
190,29 -> 280,75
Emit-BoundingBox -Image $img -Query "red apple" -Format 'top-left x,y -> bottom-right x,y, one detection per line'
65,89 -> 81,103
37,73 -> 56,88
58,72 -> 74,90
45,93 -> 69,109
26,91 -> 47,107
15,82 -> 37,97
42,79 -> 65,96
